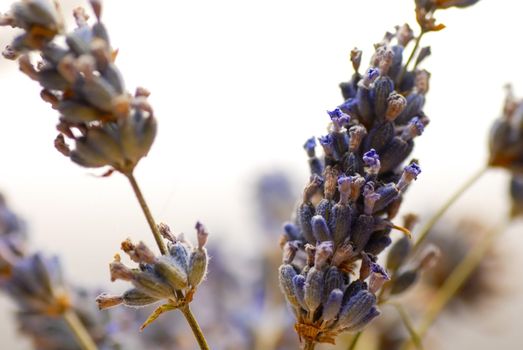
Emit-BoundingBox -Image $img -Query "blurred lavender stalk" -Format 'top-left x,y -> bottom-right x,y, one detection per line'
0,194 -> 114,350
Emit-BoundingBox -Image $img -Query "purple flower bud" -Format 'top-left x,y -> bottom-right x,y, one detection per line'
345,306 -> 380,332
323,266 -> 344,298
362,67 -> 380,87
368,263 -> 390,294
298,203 -> 316,244
339,98 -> 359,117
318,134 -> 334,157
405,162 -> 422,177
331,203 -> 352,246
304,267 -> 324,312
292,274 -> 307,310
363,149 -> 380,168
279,264 -> 300,308
303,136 -> 316,157
311,215 -> 332,242
328,108 -> 351,130
322,289 -> 344,321
397,162 -> 421,192
283,222 -> 300,241
195,221 -> 209,250
401,116 -> 425,140
338,290 -> 377,330
386,236 -> 412,271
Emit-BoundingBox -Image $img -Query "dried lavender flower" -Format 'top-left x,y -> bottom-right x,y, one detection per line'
96,222 -> 209,330
489,85 -> 523,174
1,0 -> 156,175
277,16 -> 448,344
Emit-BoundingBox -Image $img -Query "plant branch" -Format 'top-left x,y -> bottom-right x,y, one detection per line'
412,166 -> 488,252
347,331 -> 362,350
63,309 -> 98,350
180,305 -> 210,350
397,30 -> 425,85
391,303 -> 424,350
126,172 -> 168,255
417,221 -> 507,337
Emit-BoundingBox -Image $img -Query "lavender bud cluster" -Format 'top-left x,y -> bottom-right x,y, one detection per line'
96,222 -> 209,329
279,23 -> 432,345
489,86 -> 523,218
0,0 -> 156,174
0,194 -> 113,349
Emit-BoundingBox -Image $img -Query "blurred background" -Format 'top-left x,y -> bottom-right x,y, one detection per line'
1,0 -> 522,349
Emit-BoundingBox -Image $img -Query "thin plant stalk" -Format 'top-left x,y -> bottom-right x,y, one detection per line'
347,331 -> 362,350
391,303 -> 424,350
402,221 -> 508,350
63,309 -> 98,350
396,30 -> 425,85
412,166 -> 488,252
125,172 -> 210,350
126,172 -> 168,255
180,305 -> 211,350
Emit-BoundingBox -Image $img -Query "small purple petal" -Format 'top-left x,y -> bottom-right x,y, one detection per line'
404,162 -> 421,178
363,149 -> 380,167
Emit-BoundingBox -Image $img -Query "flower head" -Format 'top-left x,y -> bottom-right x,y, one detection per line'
488,85 -> 523,173
96,222 -> 209,330
276,9 -> 452,344
1,0 -> 156,174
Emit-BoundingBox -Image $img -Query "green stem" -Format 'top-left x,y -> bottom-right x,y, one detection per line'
391,303 -> 424,350
402,221 -> 507,350
126,172 -> 168,255
412,166 -> 487,252
347,331 -> 362,350
63,309 -> 98,350
180,305 -> 210,350
397,30 -> 425,86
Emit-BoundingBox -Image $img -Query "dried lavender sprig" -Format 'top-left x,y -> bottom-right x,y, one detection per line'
279,1 -> 483,349
95,222 -> 210,349
0,0 -> 166,255
0,0 -> 209,346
